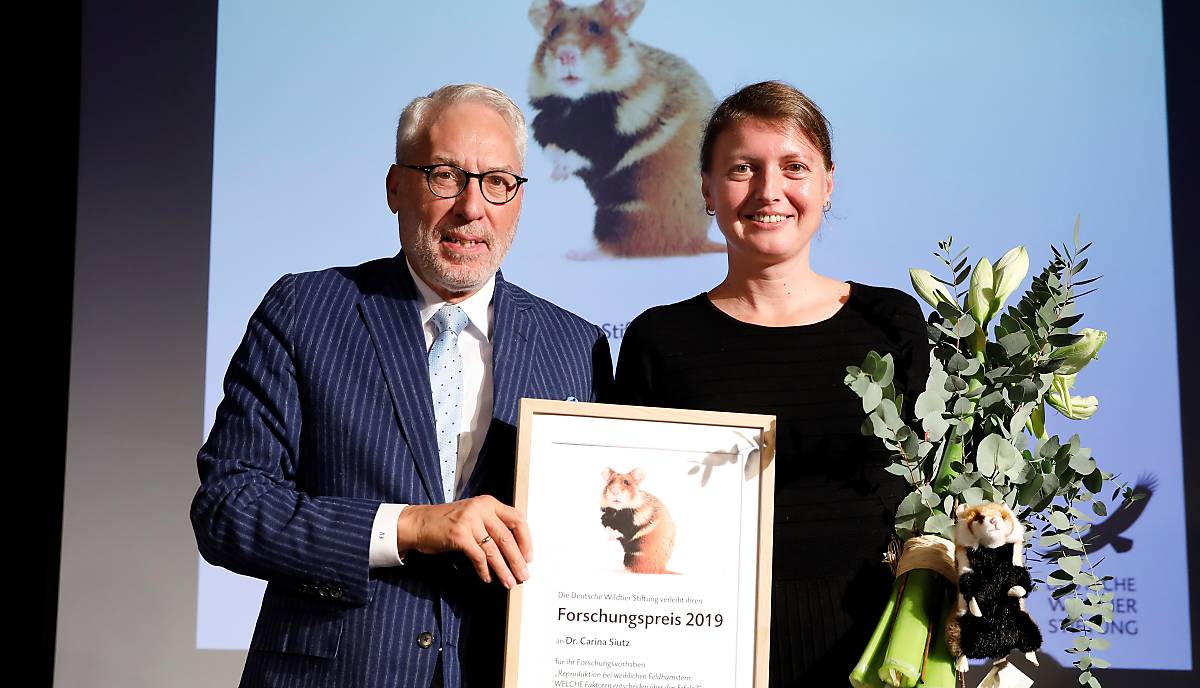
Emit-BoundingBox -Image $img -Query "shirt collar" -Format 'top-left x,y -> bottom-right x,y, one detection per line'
405,258 -> 495,341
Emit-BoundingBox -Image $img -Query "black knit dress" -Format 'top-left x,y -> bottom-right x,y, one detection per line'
613,283 -> 930,687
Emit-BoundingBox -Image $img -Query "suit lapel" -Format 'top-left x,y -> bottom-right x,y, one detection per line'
357,254 -> 442,504
490,273 -> 536,427
462,273 -> 536,498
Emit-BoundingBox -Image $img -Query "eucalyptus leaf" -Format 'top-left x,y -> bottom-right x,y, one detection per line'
923,415 -> 950,441
883,462 -> 915,484
1070,453 -> 1097,476
954,314 -> 977,337
896,491 -> 925,519
850,374 -> 871,396
1055,313 -> 1085,328
999,331 -> 1030,356
1014,379 -> 1041,403
936,300 -> 963,320
962,487 -> 985,505
1050,332 -> 1085,347
977,434 -> 1019,476
875,354 -> 895,387
924,511 -> 954,538
869,414 -> 891,440
1050,569 -> 1074,583
1038,436 -> 1062,458
915,390 -> 945,418
1049,510 -> 1072,531
948,473 -> 976,493
864,351 -> 884,380
1059,535 -> 1085,551
1042,473 -> 1061,497
878,398 -> 902,431
1009,404 -> 1035,438
1018,475 -> 1044,505
862,382 -> 883,413
947,352 -> 970,374
860,416 -> 876,437
901,430 -> 919,459
1083,467 -> 1104,494
919,484 -> 938,508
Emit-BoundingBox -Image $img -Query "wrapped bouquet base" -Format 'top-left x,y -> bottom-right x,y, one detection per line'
850,536 -> 957,688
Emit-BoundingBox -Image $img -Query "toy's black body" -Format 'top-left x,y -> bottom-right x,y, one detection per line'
956,543 -> 1043,659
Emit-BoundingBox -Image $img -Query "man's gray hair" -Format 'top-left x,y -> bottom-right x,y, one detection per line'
394,83 -> 528,164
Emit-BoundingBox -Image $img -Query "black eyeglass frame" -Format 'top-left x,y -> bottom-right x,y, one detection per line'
401,163 -> 529,205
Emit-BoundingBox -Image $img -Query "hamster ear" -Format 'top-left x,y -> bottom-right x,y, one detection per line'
602,0 -> 645,29
954,503 -> 970,519
529,0 -> 562,32
602,467 -> 614,480
630,467 -> 646,484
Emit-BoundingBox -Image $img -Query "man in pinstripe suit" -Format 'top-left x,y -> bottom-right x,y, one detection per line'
192,84 -> 613,688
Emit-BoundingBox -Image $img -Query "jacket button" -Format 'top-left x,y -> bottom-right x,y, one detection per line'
416,631 -> 434,649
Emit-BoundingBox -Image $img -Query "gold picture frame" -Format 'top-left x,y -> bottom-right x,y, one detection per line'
503,398 -> 777,688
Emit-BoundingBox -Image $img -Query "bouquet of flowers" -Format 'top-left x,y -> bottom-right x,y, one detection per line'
844,224 -> 1136,688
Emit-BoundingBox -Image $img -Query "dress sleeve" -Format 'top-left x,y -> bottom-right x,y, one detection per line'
612,313 -> 657,406
893,294 -> 932,420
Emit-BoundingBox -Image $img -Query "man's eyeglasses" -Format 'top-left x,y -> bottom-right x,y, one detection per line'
402,164 -> 528,205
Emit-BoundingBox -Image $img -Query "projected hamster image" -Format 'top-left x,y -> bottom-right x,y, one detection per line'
599,467 -> 678,574
527,0 -> 721,259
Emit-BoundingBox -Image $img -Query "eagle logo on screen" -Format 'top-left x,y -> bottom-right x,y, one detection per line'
1038,473 -> 1156,560
527,0 -> 723,260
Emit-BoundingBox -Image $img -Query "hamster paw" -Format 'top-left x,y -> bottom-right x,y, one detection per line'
968,598 -> 982,617
543,145 -> 590,181
1008,585 -> 1027,598
566,248 -> 607,261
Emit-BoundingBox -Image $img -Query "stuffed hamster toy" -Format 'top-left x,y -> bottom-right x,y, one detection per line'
946,502 -> 1043,672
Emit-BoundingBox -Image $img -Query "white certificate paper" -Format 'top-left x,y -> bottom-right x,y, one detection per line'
504,400 -> 776,688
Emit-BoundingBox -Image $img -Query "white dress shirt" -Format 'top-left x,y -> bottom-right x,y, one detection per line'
368,260 -> 495,568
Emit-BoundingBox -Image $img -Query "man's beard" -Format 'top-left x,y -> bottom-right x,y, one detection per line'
406,219 -> 514,294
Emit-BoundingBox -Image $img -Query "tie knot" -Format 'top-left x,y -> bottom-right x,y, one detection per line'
431,304 -> 469,337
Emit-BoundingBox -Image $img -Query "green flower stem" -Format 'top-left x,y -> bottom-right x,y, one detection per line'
879,570 -> 942,688
968,327 -> 987,359
934,374 -> 985,492
850,576 -> 902,688
917,588 -> 957,688
933,441 -> 962,493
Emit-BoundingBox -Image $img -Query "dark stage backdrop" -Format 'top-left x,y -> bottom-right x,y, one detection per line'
56,1 -> 1199,686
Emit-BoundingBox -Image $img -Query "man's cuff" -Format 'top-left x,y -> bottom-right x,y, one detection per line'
368,503 -> 408,568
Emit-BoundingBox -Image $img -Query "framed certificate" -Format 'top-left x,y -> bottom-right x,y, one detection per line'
503,399 -> 777,688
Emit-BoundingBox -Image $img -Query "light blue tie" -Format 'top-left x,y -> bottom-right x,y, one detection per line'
429,304 -> 469,503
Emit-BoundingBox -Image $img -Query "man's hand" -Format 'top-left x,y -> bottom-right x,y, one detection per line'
396,496 -> 532,588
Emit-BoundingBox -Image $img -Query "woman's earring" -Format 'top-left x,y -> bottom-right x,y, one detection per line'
822,200 -> 832,213
705,206 -> 716,216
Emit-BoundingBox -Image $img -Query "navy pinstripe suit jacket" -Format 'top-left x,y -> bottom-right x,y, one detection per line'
192,253 -> 613,688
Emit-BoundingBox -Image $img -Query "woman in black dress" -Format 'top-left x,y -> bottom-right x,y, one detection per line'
613,81 -> 930,686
